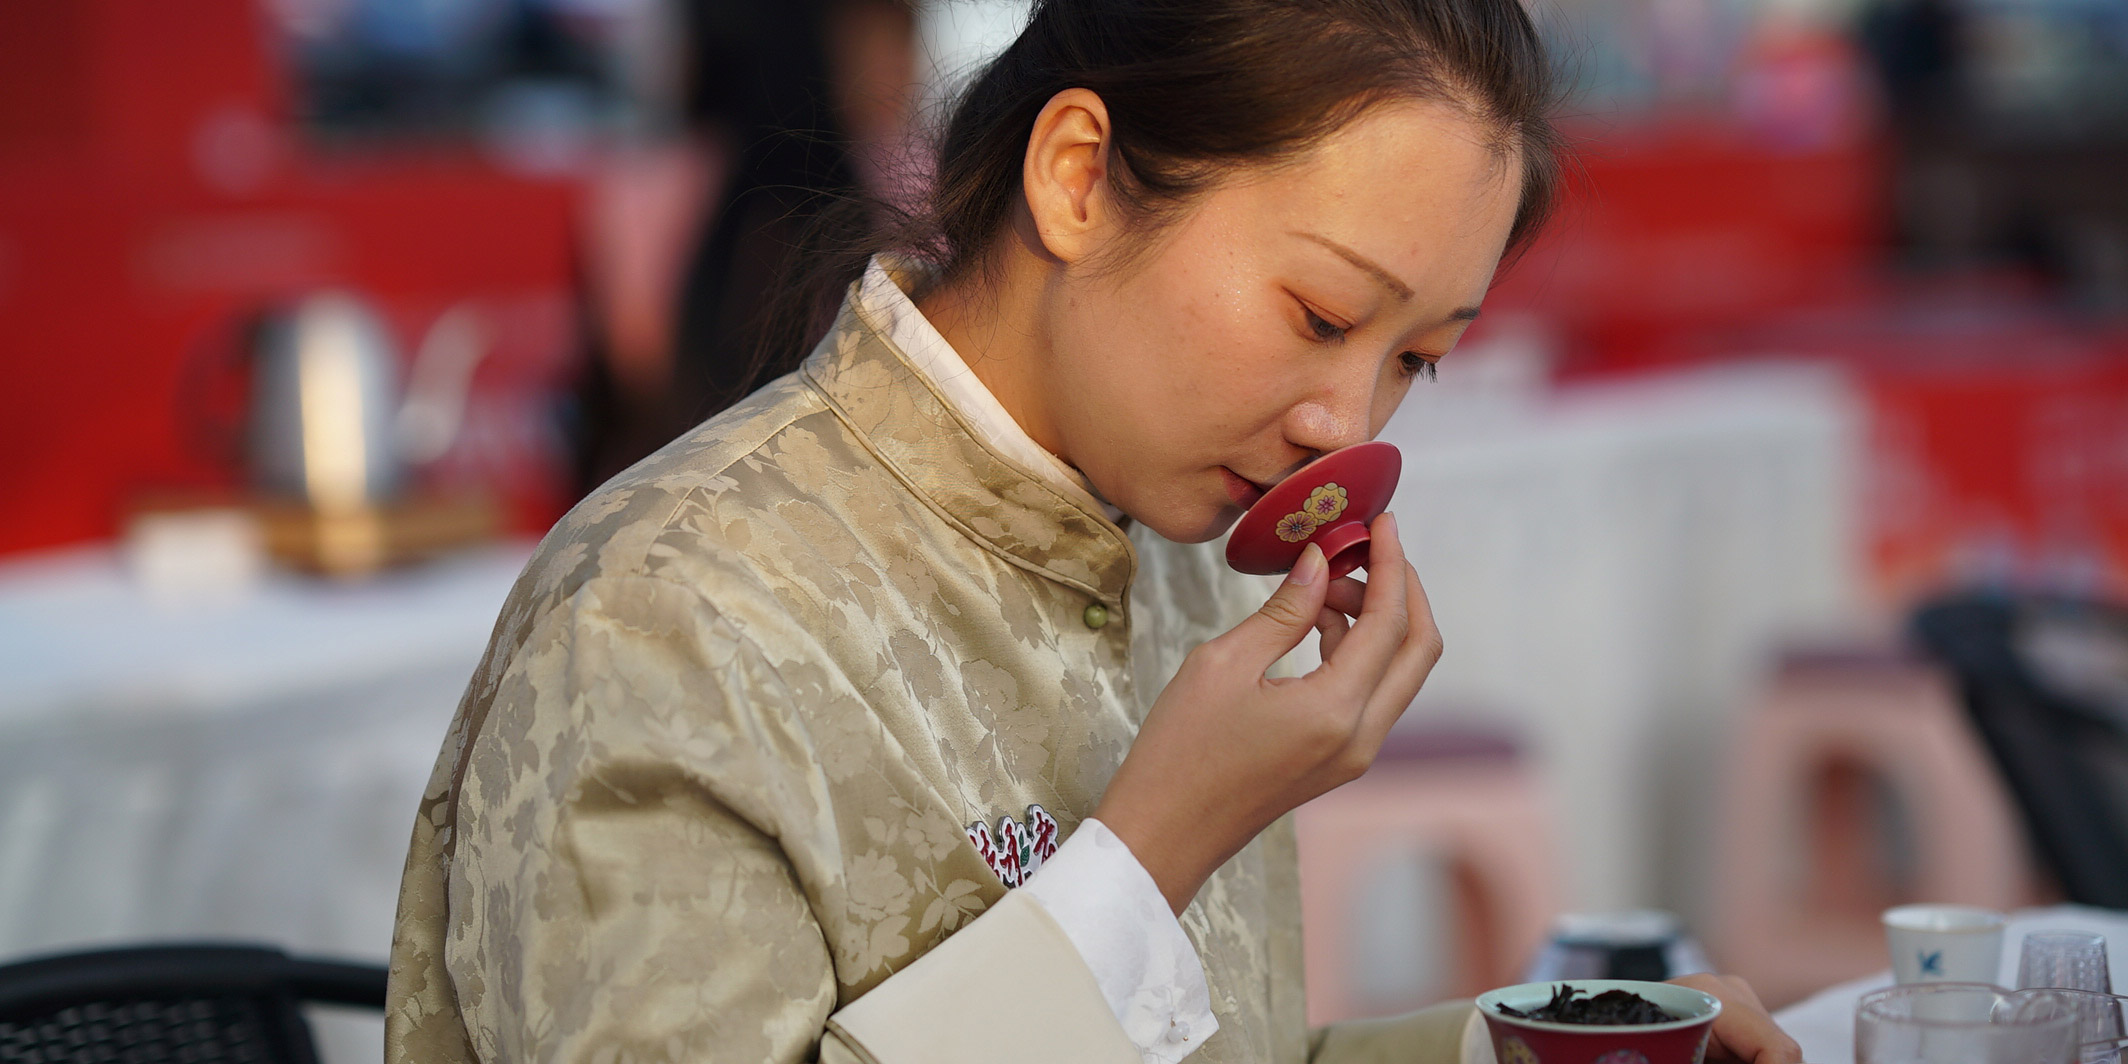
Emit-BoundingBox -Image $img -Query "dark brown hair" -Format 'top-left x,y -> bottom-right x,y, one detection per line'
722,0 -> 1565,415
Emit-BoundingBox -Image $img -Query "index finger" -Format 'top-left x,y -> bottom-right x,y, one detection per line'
1317,513 -> 1411,683
1710,1012 -> 1802,1064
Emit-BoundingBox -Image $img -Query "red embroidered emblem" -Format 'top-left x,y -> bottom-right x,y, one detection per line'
965,804 -> 1061,888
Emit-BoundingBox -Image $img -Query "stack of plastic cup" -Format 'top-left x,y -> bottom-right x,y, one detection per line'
2018,931 -> 2118,1064
2021,931 -> 2114,993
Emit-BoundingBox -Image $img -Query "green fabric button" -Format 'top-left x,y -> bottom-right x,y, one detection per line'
1082,603 -> 1109,630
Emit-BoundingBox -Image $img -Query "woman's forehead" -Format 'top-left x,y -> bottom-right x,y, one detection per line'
1213,102 -> 1522,295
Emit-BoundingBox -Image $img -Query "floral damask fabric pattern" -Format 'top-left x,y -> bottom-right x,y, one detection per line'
384,288 -> 1314,1064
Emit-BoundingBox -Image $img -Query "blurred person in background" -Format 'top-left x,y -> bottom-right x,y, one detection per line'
389,1 -> 1802,1062
1856,0 -> 1974,269
1856,0 -> 2128,303
571,0 -> 917,490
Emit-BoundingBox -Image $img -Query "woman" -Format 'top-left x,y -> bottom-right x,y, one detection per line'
387,1 -> 1804,1061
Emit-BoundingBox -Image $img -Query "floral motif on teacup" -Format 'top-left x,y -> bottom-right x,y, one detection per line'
1273,511 -> 1321,543
1593,1052 -> 1651,1064
1303,483 -> 1349,521
1499,1036 -> 1540,1064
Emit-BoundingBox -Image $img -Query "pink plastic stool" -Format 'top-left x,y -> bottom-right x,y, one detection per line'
1708,650 -> 2040,1006
1295,729 -> 1563,1025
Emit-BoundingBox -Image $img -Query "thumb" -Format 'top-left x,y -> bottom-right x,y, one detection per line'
1223,544 -> 1332,663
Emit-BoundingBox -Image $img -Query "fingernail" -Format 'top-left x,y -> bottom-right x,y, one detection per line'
1384,512 -> 1399,538
1290,544 -> 1325,587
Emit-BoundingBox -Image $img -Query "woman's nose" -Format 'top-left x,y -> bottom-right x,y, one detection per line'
1284,380 -> 1377,455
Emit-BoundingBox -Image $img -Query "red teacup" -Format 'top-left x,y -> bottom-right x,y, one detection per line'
1225,441 -> 1401,580
1476,980 -> 1722,1064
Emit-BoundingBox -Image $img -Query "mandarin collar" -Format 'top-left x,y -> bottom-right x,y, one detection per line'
855,258 -> 1123,524
801,287 -> 1136,607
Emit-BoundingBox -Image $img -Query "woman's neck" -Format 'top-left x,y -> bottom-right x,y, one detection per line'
913,248 -> 1070,468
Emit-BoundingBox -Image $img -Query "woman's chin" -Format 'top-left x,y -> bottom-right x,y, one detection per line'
1123,499 -> 1244,545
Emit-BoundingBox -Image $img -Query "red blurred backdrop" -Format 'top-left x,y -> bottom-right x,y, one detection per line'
3,0 -> 2124,602
0,0 -> 581,557
1490,121 -> 2128,603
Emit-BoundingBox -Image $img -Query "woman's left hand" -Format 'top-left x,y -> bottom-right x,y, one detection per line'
1668,974 -> 1802,1064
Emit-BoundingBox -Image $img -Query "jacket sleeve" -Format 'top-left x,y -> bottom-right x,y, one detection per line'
444,574 -> 1138,1064
828,889 -> 1140,1064
1309,1003 -> 1494,1064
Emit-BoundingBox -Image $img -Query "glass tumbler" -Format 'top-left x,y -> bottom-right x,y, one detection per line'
1856,983 -> 2078,1064
2021,932 -> 2115,993
2026,989 -> 2128,1064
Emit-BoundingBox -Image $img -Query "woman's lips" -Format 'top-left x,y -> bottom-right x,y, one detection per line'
1220,467 -> 1268,509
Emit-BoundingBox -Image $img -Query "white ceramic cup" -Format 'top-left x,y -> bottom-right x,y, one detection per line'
1885,904 -> 2009,984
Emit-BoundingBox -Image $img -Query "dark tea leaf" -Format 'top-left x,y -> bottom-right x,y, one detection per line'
1498,985 -> 1678,1026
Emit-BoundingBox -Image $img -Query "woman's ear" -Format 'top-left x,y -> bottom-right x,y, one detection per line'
1021,88 -> 1116,264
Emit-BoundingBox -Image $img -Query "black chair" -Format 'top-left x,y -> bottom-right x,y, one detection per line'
0,944 -> 386,1064
1913,592 -> 2128,909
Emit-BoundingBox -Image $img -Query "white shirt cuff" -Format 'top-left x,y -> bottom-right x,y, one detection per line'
1019,818 -> 1218,1064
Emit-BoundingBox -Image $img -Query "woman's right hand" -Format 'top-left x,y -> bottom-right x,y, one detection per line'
1094,513 -> 1443,914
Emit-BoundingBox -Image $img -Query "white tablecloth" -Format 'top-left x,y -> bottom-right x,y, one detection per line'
1775,906 -> 2128,1063
0,543 -> 530,1064
1315,357 -> 1868,917
0,541 -> 531,958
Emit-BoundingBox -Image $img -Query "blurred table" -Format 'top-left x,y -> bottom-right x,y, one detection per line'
0,542 -> 530,963
1775,905 -> 2128,1062
1299,356 -> 1868,936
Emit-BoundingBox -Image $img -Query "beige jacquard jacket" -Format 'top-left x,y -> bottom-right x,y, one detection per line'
385,284 -> 1475,1064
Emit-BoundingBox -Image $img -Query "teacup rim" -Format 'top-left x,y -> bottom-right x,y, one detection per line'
1476,979 -> 1723,1035
1882,903 -> 2008,933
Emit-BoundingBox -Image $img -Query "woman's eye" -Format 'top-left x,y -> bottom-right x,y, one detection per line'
1303,307 -> 1347,343
1401,353 -> 1438,382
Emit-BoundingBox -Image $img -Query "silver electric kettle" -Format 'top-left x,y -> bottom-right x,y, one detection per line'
246,293 -> 485,510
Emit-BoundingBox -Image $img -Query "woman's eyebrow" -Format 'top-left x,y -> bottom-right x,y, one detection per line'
1290,231 -> 1484,323
1292,231 -> 1414,301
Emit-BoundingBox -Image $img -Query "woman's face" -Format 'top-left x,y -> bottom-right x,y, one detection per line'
1035,99 -> 1524,544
